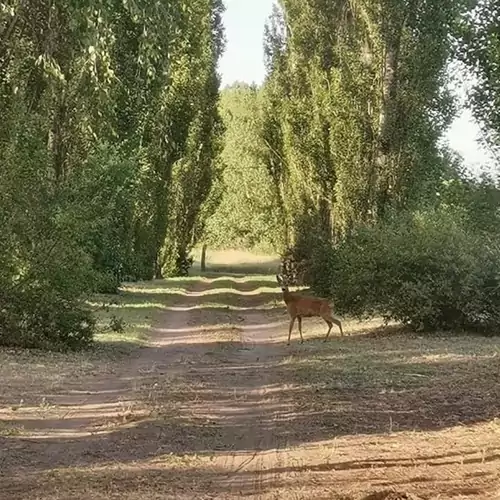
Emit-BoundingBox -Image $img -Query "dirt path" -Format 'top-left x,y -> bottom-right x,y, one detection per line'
146,278 -> 298,497
2,275 -> 500,500
0,276 -> 299,499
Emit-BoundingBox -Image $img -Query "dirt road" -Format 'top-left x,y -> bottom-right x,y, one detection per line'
1,275 -> 500,499
0,276 -> 303,499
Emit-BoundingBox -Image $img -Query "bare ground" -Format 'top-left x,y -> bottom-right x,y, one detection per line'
1,273 -> 500,499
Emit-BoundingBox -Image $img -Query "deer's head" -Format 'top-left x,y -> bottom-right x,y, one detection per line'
276,274 -> 289,293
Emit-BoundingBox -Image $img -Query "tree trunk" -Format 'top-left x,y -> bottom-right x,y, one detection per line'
51,97 -> 67,183
379,41 -> 400,156
154,255 -> 163,279
200,243 -> 207,272
376,27 -> 403,218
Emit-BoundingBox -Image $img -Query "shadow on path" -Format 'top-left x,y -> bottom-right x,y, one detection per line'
2,274 -> 500,499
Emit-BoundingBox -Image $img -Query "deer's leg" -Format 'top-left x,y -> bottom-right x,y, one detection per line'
324,320 -> 333,342
287,317 -> 296,345
331,316 -> 344,336
297,316 -> 304,343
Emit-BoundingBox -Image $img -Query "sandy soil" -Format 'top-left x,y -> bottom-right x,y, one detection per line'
1,275 -> 500,499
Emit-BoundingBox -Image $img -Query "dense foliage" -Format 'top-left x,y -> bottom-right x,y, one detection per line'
260,0 -> 466,247
204,83 -> 282,251
257,0 -> 500,332
313,207 -> 500,332
458,0 -> 500,156
0,0 -> 224,349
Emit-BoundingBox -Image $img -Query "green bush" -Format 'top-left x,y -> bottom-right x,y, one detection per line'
311,210 -> 500,332
0,289 -> 95,351
65,144 -> 140,289
0,226 -> 97,350
0,265 -> 96,351
0,128 -> 97,351
93,271 -> 121,295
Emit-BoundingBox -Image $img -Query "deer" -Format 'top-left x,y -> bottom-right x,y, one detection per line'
276,274 -> 344,345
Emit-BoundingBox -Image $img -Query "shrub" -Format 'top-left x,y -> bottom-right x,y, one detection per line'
0,131 -> 97,351
0,280 -> 95,351
64,144 -> 139,288
109,315 -> 126,333
281,210 -> 333,286
0,230 -> 97,350
310,210 -> 500,332
94,271 -> 121,295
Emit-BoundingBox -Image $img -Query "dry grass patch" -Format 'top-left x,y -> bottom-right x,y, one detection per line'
191,247 -> 280,275
283,327 -> 500,438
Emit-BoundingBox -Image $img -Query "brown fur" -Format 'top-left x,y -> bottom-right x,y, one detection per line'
276,274 -> 344,345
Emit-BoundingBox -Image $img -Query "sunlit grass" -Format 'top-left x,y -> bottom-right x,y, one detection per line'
286,327 -> 500,394
90,297 -> 153,352
191,247 -> 280,275
89,280 -> 190,351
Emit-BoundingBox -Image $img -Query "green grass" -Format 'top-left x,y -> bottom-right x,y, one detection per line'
89,280 -> 186,353
191,247 -> 280,275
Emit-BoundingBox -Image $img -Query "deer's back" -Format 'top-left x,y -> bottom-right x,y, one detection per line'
285,294 -> 331,317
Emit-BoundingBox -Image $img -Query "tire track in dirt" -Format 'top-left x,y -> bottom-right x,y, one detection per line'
151,276 -> 295,497
214,309 -> 288,497
1,275 -> 305,499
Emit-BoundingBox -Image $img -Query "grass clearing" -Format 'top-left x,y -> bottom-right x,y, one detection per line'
191,247 -> 280,275
283,324 -> 500,437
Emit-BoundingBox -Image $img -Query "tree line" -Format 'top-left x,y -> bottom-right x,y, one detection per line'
1,0 -> 500,349
0,0 -> 224,348
207,0 -> 500,333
